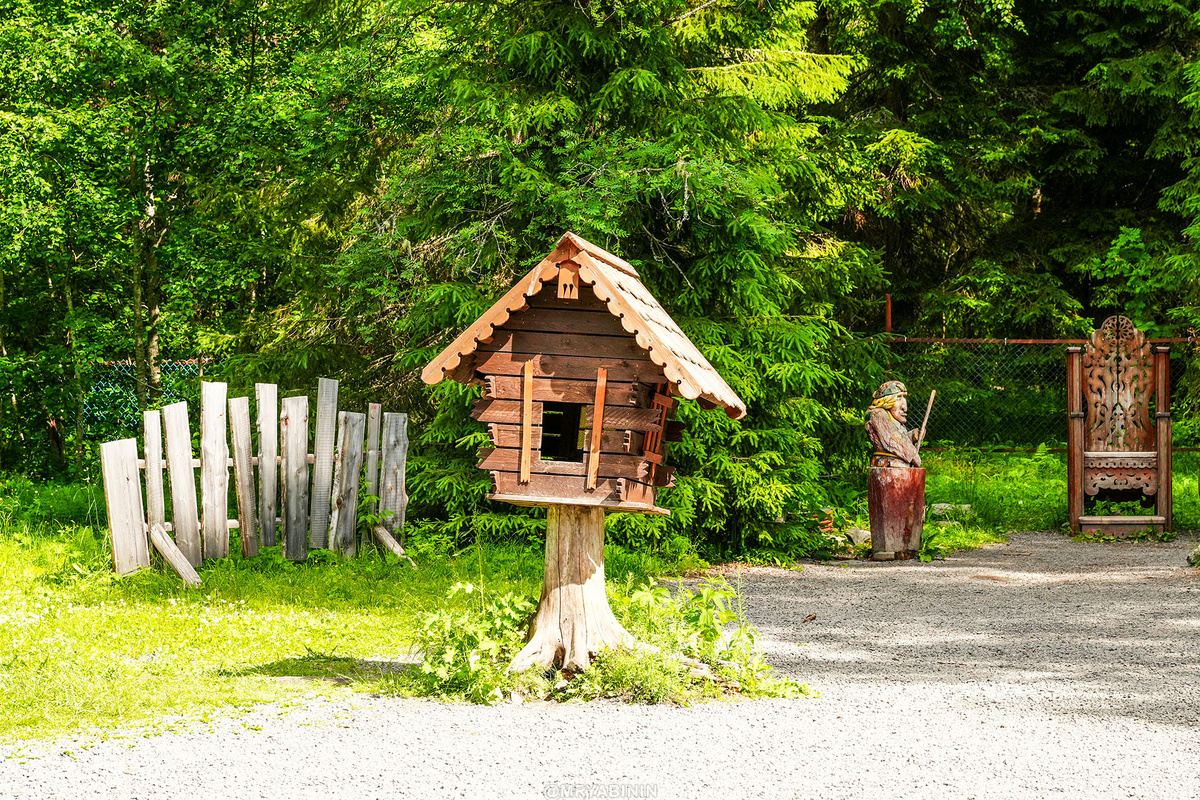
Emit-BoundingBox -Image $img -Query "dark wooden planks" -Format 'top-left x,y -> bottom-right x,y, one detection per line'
474,351 -> 662,383
479,448 -> 650,481
501,308 -> 629,337
486,376 -> 642,405
477,330 -> 644,360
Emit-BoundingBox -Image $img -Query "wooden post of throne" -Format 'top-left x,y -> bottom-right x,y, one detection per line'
1067,315 -> 1172,537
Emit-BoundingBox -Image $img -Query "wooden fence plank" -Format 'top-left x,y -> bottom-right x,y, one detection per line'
162,401 -> 201,567
143,410 -> 166,533
379,413 -> 409,541
329,411 -> 367,557
309,377 -> 338,549
229,396 -> 259,558
256,383 -> 279,547
281,395 -> 310,561
149,523 -> 202,588
200,381 -> 230,560
101,438 -> 150,575
365,403 -> 382,516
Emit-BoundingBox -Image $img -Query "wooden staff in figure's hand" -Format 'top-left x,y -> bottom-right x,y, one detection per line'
915,390 -> 936,455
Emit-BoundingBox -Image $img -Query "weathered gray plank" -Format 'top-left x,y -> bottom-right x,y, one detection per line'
329,411 -> 367,557
281,395 -> 310,562
142,410 -> 165,533
365,402 -> 382,516
229,396 -> 259,558
379,413 -> 409,542
255,383 -> 279,547
101,438 -> 150,575
309,377 -> 338,549
200,381 -> 230,560
162,401 -> 201,567
149,523 -> 202,588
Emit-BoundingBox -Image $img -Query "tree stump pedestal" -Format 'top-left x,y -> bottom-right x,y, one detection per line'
867,467 -> 926,560
508,505 -> 634,673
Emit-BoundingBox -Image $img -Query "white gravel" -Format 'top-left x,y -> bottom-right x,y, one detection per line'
4,531 -> 1200,800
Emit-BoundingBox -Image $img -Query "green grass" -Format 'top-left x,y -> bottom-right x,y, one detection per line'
0,478 -> 720,743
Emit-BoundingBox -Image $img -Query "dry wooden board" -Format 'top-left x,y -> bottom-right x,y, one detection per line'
101,438 -> 150,575
526,289 -> 609,312
476,330 -> 644,360
585,406 -> 664,432
281,395 -> 310,562
256,383 -> 279,546
490,473 -> 664,514
329,411 -> 367,556
200,381 -> 230,560
229,396 -> 259,558
486,376 -> 640,405
502,308 -> 630,336
149,523 -> 201,588
379,412 -> 409,539
474,399 -> 542,425
162,401 -> 202,567
474,352 -> 661,383
309,377 -> 338,549
143,410 -> 166,532
365,402 -> 382,518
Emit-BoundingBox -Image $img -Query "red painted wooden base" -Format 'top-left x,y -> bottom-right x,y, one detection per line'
868,467 -> 926,560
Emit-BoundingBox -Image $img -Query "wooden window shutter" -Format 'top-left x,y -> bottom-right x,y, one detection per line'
586,368 -> 608,489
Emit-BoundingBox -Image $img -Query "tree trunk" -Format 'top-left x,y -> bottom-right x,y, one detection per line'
508,505 -> 634,674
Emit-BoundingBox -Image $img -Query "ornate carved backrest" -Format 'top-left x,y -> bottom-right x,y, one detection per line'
1082,315 -> 1155,453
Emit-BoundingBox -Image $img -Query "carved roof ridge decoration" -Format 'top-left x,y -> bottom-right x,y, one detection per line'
421,232 -> 748,420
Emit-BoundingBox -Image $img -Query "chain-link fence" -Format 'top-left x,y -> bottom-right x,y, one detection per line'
887,339 -> 1200,451
83,359 -> 220,439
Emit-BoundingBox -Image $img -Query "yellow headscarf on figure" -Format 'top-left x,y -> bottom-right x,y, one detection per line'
867,380 -> 907,413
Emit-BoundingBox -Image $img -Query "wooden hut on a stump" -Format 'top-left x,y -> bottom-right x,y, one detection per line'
421,232 -> 746,672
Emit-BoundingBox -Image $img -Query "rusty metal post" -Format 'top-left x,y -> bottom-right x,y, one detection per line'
1155,346 -> 1173,531
1066,347 -> 1084,533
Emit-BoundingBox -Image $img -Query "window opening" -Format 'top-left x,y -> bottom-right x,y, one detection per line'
541,402 -> 586,462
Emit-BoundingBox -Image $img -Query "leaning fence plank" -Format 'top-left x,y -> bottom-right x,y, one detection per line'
101,438 -> 150,575
149,523 -> 202,588
162,401 -> 201,567
256,383 -> 279,547
200,381 -> 230,560
329,411 -> 367,557
379,413 -> 409,542
309,377 -> 338,549
143,410 -> 166,533
365,403 -> 382,516
229,396 -> 259,558
281,395 -> 310,561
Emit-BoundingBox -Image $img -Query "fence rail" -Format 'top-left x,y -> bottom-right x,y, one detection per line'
99,377 -> 409,586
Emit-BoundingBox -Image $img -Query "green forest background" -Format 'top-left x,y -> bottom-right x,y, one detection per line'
4,0 -> 1200,556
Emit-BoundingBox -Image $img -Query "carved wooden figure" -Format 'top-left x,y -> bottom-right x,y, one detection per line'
864,380 -> 926,560
422,232 -> 747,672
1067,315 -> 1172,537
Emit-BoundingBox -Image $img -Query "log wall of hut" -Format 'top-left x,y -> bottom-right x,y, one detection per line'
469,283 -> 678,512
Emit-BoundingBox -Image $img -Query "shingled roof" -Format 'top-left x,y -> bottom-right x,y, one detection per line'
421,232 -> 748,419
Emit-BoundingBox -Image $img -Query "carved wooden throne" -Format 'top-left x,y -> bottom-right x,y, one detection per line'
1067,316 -> 1172,537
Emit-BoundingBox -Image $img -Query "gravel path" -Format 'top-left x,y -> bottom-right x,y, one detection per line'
5,531 -> 1200,800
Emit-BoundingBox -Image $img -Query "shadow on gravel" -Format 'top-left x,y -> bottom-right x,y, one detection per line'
747,531 -> 1200,727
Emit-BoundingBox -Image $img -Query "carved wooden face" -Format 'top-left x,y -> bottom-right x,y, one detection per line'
891,395 -> 908,424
